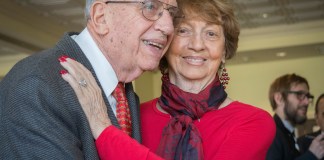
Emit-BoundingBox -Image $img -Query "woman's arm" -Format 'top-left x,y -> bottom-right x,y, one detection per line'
59,57 -> 163,160
96,126 -> 163,160
215,110 -> 276,160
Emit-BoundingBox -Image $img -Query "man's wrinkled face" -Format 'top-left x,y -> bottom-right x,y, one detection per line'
99,0 -> 177,81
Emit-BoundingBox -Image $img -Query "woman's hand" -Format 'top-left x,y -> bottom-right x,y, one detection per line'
59,56 -> 111,139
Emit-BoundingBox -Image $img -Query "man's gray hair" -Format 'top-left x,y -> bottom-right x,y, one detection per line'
85,0 -> 96,20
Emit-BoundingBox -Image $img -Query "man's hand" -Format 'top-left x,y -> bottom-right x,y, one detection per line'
309,133 -> 324,159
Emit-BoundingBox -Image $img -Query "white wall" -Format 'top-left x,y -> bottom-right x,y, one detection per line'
227,56 -> 324,117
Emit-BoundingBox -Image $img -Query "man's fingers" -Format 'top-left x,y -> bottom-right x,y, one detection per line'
314,133 -> 324,141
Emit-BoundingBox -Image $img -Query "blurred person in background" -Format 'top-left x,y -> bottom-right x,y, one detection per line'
266,73 -> 324,160
298,93 -> 324,160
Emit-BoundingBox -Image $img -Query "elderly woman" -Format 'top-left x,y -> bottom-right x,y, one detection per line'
60,0 -> 275,159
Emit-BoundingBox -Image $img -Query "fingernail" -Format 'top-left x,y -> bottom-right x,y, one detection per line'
60,70 -> 68,75
58,57 -> 66,62
58,55 -> 69,62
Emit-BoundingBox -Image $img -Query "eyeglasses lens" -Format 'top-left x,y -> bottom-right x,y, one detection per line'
288,91 -> 314,102
142,0 -> 180,21
142,0 -> 161,20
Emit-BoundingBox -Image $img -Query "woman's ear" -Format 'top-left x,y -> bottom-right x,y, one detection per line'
89,2 -> 109,35
221,52 -> 226,64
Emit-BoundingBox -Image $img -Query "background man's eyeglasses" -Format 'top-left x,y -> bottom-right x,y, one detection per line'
285,90 -> 314,102
105,0 -> 180,21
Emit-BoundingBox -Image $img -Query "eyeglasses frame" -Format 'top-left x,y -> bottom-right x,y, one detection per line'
285,90 -> 314,102
105,0 -> 179,21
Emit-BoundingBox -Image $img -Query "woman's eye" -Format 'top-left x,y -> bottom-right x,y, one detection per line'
179,29 -> 187,33
176,27 -> 191,36
205,30 -> 221,40
207,31 -> 217,37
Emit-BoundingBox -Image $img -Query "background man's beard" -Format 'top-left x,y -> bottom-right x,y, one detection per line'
284,101 -> 307,125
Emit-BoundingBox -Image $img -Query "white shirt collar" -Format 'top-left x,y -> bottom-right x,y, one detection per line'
282,118 -> 300,150
282,118 -> 295,133
71,28 -> 118,114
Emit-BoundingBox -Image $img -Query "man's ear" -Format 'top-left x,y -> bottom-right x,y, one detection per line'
89,2 -> 109,35
274,92 -> 284,108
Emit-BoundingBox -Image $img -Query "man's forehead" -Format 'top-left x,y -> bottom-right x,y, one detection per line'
290,82 -> 308,91
160,0 -> 177,7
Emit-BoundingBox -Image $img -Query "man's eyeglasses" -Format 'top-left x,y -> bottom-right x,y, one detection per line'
285,91 -> 314,102
105,0 -> 181,21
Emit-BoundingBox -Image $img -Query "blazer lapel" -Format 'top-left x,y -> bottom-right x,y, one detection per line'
83,62 -> 120,128
58,32 -> 120,128
125,83 -> 141,142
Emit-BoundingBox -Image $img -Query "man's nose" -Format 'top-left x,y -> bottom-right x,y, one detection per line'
154,9 -> 174,36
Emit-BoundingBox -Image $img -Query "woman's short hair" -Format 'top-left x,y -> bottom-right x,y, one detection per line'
159,0 -> 240,74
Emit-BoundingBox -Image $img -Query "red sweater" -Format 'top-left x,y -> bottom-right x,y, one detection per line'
96,99 -> 275,160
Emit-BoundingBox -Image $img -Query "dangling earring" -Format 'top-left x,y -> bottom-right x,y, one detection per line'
219,64 -> 230,89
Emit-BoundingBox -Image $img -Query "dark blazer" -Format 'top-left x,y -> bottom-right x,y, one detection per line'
0,32 -> 141,159
266,114 -> 317,160
297,130 -> 323,160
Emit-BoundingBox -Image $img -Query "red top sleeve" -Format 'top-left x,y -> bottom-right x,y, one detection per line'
95,126 -> 163,160
211,110 -> 276,159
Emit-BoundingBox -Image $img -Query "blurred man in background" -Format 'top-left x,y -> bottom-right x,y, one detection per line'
266,73 -> 324,160
298,93 -> 324,160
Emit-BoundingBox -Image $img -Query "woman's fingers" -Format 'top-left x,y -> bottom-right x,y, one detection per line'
61,70 -> 84,96
61,58 -> 85,82
62,58 -> 102,98
59,57 -> 112,139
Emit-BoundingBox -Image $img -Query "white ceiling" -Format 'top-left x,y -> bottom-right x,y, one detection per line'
0,0 -> 324,72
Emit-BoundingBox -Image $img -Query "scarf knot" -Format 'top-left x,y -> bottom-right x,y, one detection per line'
157,74 -> 227,160
157,115 -> 203,160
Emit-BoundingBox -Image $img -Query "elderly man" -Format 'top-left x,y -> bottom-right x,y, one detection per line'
266,73 -> 324,160
0,0 -> 178,159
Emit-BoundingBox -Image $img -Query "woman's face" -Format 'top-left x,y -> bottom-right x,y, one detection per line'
166,17 -> 226,82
